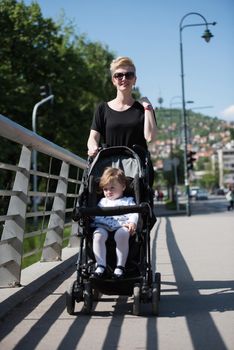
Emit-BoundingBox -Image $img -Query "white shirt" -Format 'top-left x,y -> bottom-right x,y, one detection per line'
93,196 -> 139,231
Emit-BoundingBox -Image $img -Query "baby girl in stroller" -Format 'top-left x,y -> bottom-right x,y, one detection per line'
91,167 -> 139,279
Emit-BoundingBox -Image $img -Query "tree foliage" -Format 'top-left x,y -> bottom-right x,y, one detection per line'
0,0 -> 116,161
230,128 -> 234,140
199,173 -> 219,191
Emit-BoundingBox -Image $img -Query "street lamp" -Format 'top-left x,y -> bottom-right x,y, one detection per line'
179,12 -> 216,216
32,90 -> 54,222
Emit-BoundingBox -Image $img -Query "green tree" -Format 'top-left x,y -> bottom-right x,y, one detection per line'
230,128 -> 234,140
0,0 -> 61,125
199,172 -> 218,191
0,0 -> 116,161
196,157 -> 209,171
0,0 -> 119,202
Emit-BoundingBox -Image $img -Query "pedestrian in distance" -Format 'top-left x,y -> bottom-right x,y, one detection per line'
226,186 -> 234,211
87,56 -> 157,186
91,167 -> 139,279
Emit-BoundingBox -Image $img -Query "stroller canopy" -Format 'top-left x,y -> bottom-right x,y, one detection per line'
88,146 -> 145,179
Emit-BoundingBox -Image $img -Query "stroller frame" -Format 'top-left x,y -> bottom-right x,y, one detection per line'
66,146 -> 161,316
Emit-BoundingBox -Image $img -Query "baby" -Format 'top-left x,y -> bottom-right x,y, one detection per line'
92,167 -> 138,279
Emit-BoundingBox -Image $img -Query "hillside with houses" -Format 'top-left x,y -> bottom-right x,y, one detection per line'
149,108 -> 234,188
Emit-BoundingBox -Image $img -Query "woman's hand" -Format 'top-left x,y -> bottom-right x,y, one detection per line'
87,146 -> 99,157
87,130 -> 100,157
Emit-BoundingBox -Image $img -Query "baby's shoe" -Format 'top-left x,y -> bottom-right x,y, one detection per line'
91,265 -> 106,279
113,266 -> 125,279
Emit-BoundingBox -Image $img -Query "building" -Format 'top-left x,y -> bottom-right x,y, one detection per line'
217,141 -> 234,187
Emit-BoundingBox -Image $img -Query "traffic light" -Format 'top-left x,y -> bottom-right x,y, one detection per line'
39,83 -> 52,98
187,151 -> 196,170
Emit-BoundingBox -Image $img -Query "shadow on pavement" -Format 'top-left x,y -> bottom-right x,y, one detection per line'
162,217 -> 233,350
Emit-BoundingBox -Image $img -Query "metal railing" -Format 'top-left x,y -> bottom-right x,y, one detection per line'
0,114 -> 87,287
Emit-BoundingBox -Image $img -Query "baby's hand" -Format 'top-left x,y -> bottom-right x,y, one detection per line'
123,223 -> 137,235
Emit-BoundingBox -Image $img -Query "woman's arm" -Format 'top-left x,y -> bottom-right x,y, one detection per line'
87,129 -> 101,157
139,97 -> 157,143
144,108 -> 157,143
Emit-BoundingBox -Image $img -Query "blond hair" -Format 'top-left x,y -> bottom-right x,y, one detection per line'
99,167 -> 127,189
110,56 -> 136,76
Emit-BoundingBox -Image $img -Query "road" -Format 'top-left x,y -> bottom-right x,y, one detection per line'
0,199 -> 233,350
182,194 -> 230,215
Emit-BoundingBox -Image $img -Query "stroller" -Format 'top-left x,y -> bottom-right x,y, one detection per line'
66,145 -> 161,316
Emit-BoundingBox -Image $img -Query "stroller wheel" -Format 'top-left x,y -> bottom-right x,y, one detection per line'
83,281 -> 93,314
152,282 -> 159,316
155,272 -> 161,300
133,283 -> 141,316
66,280 -> 76,315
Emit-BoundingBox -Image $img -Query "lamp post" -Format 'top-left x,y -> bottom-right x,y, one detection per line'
32,93 -> 54,221
179,12 -> 216,216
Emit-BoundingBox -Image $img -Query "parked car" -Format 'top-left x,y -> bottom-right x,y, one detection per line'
211,188 -> 228,195
216,189 -> 224,195
190,186 -> 200,197
195,189 -> 209,200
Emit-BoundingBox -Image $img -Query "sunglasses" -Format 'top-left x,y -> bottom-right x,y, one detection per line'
113,72 -> 135,80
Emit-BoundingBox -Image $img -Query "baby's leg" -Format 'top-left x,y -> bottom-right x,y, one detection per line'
93,227 -> 108,273
114,227 -> 129,275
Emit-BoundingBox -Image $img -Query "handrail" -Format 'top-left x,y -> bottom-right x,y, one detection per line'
0,113 -> 87,287
0,114 -> 87,169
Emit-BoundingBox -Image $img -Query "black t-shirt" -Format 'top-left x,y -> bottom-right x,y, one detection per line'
91,101 -> 148,150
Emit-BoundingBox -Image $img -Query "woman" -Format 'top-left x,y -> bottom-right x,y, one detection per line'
87,56 -> 157,182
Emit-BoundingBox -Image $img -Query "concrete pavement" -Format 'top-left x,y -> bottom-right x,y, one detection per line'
0,247 -> 78,320
0,206 -> 233,349
0,202 -> 176,321
0,200 -> 230,320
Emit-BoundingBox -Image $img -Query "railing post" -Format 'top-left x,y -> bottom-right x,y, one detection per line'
68,222 -> 80,247
41,161 -> 69,261
68,171 -> 85,247
0,146 -> 31,287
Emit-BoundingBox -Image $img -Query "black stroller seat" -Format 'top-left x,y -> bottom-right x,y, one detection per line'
66,146 -> 161,316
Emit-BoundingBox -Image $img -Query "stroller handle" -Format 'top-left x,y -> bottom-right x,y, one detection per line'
72,202 -> 151,221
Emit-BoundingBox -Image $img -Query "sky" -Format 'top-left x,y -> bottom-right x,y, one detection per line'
24,0 -> 234,122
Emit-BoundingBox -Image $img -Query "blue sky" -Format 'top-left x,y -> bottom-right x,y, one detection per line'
24,0 -> 234,121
